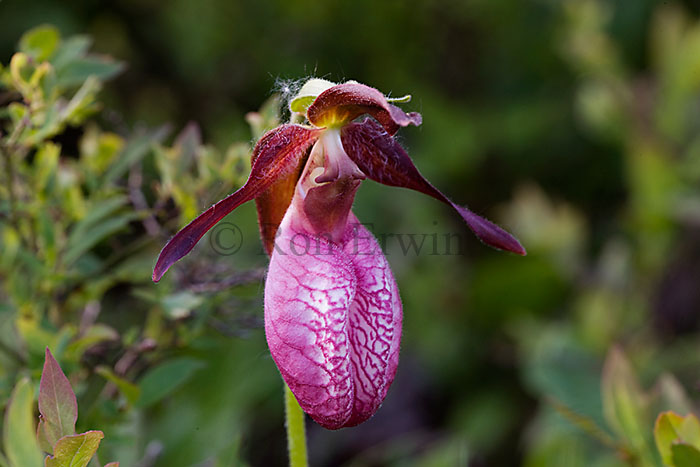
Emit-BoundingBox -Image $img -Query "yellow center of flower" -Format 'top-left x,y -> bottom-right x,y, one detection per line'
313,106 -> 355,129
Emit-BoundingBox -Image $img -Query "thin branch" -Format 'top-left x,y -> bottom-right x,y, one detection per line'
186,268 -> 266,293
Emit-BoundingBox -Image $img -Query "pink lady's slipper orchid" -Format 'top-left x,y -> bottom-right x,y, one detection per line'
152,79 -> 525,429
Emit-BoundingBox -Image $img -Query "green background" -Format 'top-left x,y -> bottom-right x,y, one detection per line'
2,0 -> 700,465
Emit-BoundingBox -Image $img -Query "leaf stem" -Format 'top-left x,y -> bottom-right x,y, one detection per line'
284,382 -> 308,467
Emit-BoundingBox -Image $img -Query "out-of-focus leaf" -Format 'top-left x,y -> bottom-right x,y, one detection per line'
38,348 -> 78,447
601,347 -> 652,460
3,378 -> 44,467
69,197 -> 128,237
655,411 -> 700,467
67,212 -> 140,266
37,420 -> 53,455
25,77 -> 102,146
16,316 -> 61,359
34,142 -> 60,195
658,374 -> 694,416
9,52 -> 31,88
7,102 -> 28,125
655,411 -> 685,466
79,127 -> 124,180
44,431 -> 104,467
246,94 -> 282,139
50,36 -> 91,70
672,443 -> 700,467
64,195 -> 141,267
104,463 -> 119,467
64,325 -> 119,361
173,122 -> 201,176
95,366 -> 140,405
171,184 -> 198,223
161,292 -> 203,320
55,57 -> 124,89
1,226 -> 21,268
518,325 -> 606,429
19,25 -> 60,62
136,357 -> 205,408
102,126 -> 169,185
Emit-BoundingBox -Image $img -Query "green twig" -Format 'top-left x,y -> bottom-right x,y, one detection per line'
284,382 -> 308,467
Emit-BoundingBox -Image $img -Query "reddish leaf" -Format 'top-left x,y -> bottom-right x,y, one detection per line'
307,82 -> 421,135
152,124 -> 320,281
341,119 -> 526,255
38,348 -> 77,449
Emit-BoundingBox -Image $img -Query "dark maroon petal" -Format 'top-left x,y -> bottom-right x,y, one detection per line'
152,124 -> 321,282
254,148 -> 310,256
306,82 -> 421,135
341,119 -> 526,255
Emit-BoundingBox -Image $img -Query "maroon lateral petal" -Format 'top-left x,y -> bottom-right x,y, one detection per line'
306,82 -> 421,135
152,124 -> 321,282
341,119 -> 526,255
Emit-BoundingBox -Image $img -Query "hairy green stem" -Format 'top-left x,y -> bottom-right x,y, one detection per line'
284,382 -> 308,467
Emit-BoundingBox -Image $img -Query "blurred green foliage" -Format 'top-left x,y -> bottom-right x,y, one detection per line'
3,0 -> 700,466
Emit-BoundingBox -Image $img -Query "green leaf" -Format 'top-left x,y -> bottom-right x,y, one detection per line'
136,358 -> 205,408
3,378 -> 44,467
658,374 -> 694,416
161,292 -> 203,320
33,142 -> 60,195
95,366 -> 140,405
64,325 -> 119,361
69,196 -> 128,239
37,420 -> 53,454
64,195 -> 142,267
79,127 -> 125,180
601,347 -> 652,458
678,415 -> 700,446
25,76 -> 102,145
102,126 -> 169,185
55,57 -> 124,89
173,122 -> 201,176
50,36 -> 91,70
64,212 -> 140,266
38,348 -> 78,448
7,102 -> 28,124
19,25 -> 60,62
672,443 -> 700,467
656,412 -> 684,466
654,411 -> 700,466
16,316 -> 61,360
44,431 -> 104,467
246,95 -> 281,139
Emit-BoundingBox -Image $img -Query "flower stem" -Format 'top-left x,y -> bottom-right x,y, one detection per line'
284,382 -> 308,467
